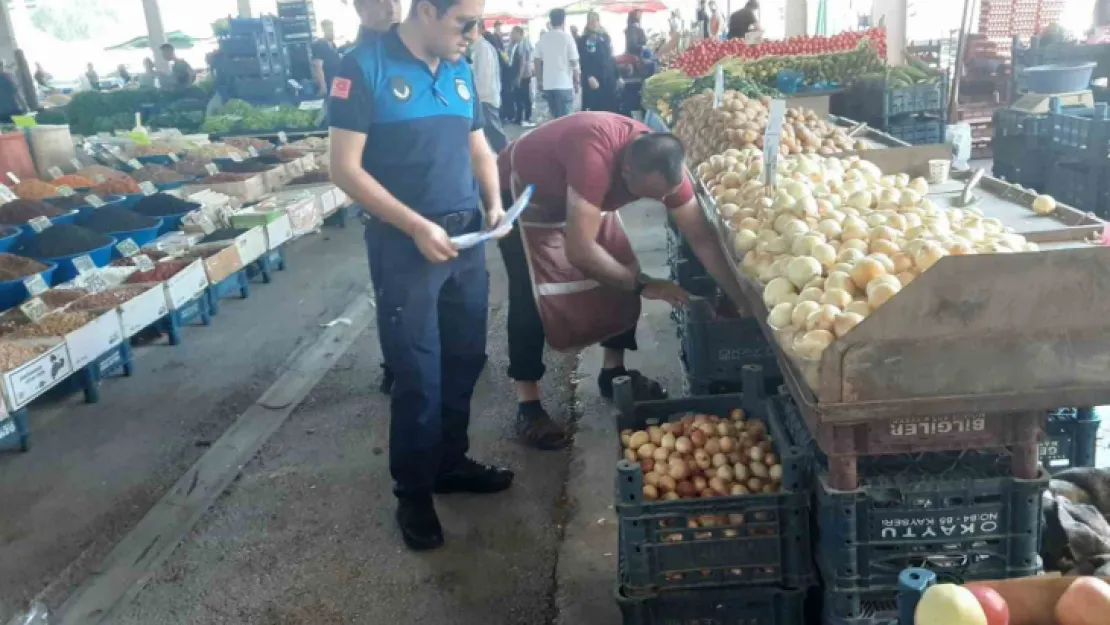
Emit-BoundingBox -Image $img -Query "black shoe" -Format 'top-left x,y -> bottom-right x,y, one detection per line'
516,403 -> 571,450
379,365 -> 394,395
434,457 -> 514,494
396,496 -> 444,551
598,368 -> 668,401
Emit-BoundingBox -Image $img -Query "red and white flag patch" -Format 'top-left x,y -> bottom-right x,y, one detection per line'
331,77 -> 352,100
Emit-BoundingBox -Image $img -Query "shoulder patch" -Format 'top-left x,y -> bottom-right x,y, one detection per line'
331,77 -> 352,99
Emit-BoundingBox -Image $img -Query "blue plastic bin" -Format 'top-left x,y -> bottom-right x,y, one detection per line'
154,178 -> 195,192
0,227 -> 20,253
38,238 -> 116,284
1022,62 -> 1097,94
15,209 -> 79,239
151,202 -> 201,234
116,193 -> 144,209
104,221 -> 163,255
0,263 -> 56,311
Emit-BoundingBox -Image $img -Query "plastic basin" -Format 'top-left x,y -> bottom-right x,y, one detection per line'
136,154 -> 181,166
154,178 -> 195,192
15,209 -> 79,239
107,220 -> 163,255
0,227 -> 21,253
152,202 -> 202,234
37,238 -> 116,284
1022,63 -> 1097,94
0,263 -> 56,311
116,193 -> 145,209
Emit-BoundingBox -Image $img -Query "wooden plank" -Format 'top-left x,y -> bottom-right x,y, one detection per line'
54,294 -> 373,625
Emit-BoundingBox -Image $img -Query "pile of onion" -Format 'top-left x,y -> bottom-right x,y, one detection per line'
620,409 -> 784,502
695,149 -> 1039,364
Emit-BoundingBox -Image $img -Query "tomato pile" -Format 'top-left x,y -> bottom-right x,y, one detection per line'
671,28 -> 888,77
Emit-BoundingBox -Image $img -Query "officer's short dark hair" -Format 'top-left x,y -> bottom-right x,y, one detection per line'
626,133 -> 686,187
160,43 -> 174,53
549,8 -> 567,27
412,0 -> 459,18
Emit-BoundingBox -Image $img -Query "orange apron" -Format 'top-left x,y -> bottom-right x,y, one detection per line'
509,146 -> 641,352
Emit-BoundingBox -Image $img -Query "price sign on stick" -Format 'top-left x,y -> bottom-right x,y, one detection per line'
28,216 -> 52,233
0,184 -> 14,203
713,64 -> 724,109
205,163 -> 219,176
763,99 -> 787,188
56,186 -> 75,197
127,158 -> 144,170
20,298 -> 48,323
133,254 -> 155,273
85,194 -> 105,207
116,238 -> 140,257
139,181 -> 157,196
47,166 -> 63,179
23,274 -> 48,297
73,255 -> 96,276
71,157 -> 84,170
6,172 -> 19,184
228,153 -> 243,162
247,146 -> 259,158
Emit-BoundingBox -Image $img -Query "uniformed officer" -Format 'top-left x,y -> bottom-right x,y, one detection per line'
328,0 -> 512,551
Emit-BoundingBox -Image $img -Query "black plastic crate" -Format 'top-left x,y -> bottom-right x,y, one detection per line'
883,115 -> 946,146
679,298 -> 778,393
853,75 -> 948,122
991,139 -> 1050,192
821,585 -> 900,625
1042,407 -> 1102,473
1047,160 -> 1109,216
616,583 -> 807,625
614,378 -> 814,592
1048,106 -> 1110,163
994,108 -> 1050,141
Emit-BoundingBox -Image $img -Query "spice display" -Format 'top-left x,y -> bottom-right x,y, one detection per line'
172,158 -> 212,178
125,260 -> 190,283
13,179 -> 59,200
288,171 -> 329,186
13,224 -> 113,258
218,160 -> 275,174
186,144 -> 247,160
289,136 -> 327,151
222,137 -> 272,152
276,146 -> 306,160
0,254 -> 49,281
132,193 -> 198,217
91,177 -> 141,196
51,174 -> 95,189
76,165 -> 129,181
0,342 -> 53,371
131,143 -> 178,156
40,288 -> 88,308
198,228 -> 248,245
67,286 -> 148,311
0,199 -> 65,225
130,164 -> 186,184
110,249 -> 168,266
7,311 -> 96,339
77,206 -> 159,234
202,172 -> 254,184
45,194 -> 96,210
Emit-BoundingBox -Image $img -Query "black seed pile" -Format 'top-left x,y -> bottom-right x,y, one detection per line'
13,224 -> 113,258
131,193 -> 199,217
45,195 -> 95,210
198,228 -> 249,245
77,206 -> 159,234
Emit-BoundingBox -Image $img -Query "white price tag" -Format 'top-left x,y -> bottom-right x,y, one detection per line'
6,172 -> 20,184
94,175 -> 107,184
205,163 -> 219,176
86,274 -> 109,293
133,254 -> 155,272
28,216 -> 52,233
22,273 -> 48,296
47,166 -> 64,179
247,146 -> 259,157
71,157 -> 84,170
127,158 -> 144,170
85,194 -> 105,207
20,297 -> 48,323
194,214 -> 216,234
277,131 -> 288,144
713,65 -> 724,109
139,181 -> 158,196
116,238 -> 140,257
0,184 -> 15,202
56,185 -> 75,197
229,153 -> 243,162
167,152 -> 180,162
763,99 -> 787,187
72,254 -> 96,275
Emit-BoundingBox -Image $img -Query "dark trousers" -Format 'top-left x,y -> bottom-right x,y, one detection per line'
496,191 -> 637,382
366,210 -> 489,497
506,81 -> 532,123
582,81 -> 618,113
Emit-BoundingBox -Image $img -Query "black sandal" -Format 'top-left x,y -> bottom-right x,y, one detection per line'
599,369 -> 668,401
517,412 -> 571,450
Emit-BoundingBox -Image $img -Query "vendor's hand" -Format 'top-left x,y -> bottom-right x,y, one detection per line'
485,205 -> 512,239
641,279 -> 689,308
588,76 -> 600,90
413,219 -> 458,263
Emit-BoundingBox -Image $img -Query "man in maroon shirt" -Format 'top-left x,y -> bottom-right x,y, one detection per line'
497,111 -> 745,449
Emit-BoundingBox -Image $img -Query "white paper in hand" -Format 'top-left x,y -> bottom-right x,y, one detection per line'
450,185 -> 534,250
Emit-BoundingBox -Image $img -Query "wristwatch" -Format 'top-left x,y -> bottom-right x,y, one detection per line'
634,272 -> 652,296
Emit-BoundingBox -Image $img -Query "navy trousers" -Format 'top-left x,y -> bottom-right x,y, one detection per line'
365,210 -> 489,498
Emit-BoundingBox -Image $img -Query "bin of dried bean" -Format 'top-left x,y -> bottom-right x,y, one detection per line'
110,250 -> 168,266
91,177 -> 141,196
39,288 -> 88,309
0,254 -> 49,281
222,137 -> 272,152
130,164 -> 186,184
13,224 -> 113,259
7,311 -> 96,339
51,174 -> 94,189
77,206 -> 159,234
0,199 -> 65,225
131,193 -> 197,218
172,158 -> 213,178
76,164 -> 128,181
0,341 -> 55,371
13,179 -> 58,200
124,260 -> 190,283
67,286 -> 147,311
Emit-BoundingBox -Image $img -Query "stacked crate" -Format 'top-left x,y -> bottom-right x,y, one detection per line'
217,17 -> 292,100
758,370 -> 1049,625
1046,103 -> 1110,217
991,108 -> 1052,191
838,73 -> 949,146
277,0 -> 315,82
666,217 -> 780,395
1042,407 -> 1103,473
613,377 -> 814,625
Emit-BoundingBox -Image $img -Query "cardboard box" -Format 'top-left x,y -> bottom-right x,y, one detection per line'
230,206 -> 285,228
194,243 -> 244,284
261,166 -> 287,192
65,310 -> 124,370
181,175 -> 266,203
119,284 -> 169,337
233,226 -> 267,265
0,339 -> 71,410
164,259 -> 209,309
264,213 -> 294,250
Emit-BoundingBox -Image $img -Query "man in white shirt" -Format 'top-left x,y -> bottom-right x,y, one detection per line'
533,8 -> 579,119
469,24 -> 507,152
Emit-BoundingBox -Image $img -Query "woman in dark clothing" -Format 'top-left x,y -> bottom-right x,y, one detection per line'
625,10 -> 647,56
578,11 -> 619,113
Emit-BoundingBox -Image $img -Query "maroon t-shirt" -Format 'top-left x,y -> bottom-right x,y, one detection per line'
497,111 -> 694,223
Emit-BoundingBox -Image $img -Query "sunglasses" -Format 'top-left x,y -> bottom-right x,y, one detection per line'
461,18 -> 479,34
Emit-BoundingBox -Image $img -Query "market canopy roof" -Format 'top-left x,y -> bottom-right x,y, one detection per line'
483,12 -> 532,25
105,31 -> 205,51
562,0 -> 668,14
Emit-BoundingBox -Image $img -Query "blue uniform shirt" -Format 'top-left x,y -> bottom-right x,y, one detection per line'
329,25 -> 483,217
